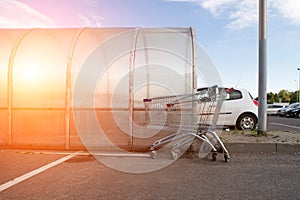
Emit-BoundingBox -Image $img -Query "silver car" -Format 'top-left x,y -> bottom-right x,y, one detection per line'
277,102 -> 300,117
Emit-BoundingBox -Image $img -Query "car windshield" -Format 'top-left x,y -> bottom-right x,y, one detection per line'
294,104 -> 300,109
289,103 -> 300,108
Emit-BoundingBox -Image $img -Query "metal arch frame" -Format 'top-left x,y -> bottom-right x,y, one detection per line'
128,28 -> 140,149
139,28 -> 150,99
7,28 -> 38,145
190,27 -> 197,92
189,27 -> 198,131
65,27 -> 89,149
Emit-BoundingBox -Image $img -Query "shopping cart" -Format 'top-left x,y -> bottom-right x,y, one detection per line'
143,85 -> 230,162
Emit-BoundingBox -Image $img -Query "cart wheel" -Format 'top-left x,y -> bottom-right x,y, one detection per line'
171,149 -> 180,160
224,154 -> 229,162
212,152 -> 217,161
150,150 -> 157,159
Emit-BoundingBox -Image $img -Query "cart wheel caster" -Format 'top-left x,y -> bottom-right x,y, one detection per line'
224,154 -> 230,162
171,149 -> 180,160
212,152 -> 217,161
150,150 -> 157,159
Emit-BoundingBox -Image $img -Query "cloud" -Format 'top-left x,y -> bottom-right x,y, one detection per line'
0,0 -> 104,28
197,0 -> 238,16
77,14 -> 103,27
165,0 -> 257,30
271,0 -> 300,25
76,0 -> 104,27
165,0 -> 300,31
165,0 -> 238,16
225,0 -> 258,31
0,0 -> 56,28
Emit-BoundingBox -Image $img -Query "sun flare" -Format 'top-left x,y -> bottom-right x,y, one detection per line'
24,67 -> 40,81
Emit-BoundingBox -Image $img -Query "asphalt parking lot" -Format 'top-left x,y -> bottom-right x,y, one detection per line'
267,115 -> 300,133
0,149 -> 300,200
0,115 -> 299,199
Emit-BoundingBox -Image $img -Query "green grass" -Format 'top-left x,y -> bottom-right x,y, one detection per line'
271,135 -> 279,139
250,131 -> 269,137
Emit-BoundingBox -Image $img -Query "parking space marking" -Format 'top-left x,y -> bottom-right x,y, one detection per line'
270,123 -> 300,130
0,151 -> 81,192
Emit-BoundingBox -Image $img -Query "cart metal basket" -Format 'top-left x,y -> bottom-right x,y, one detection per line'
143,85 -> 229,162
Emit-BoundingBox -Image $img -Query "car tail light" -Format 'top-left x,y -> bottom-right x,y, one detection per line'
226,87 -> 234,92
253,100 -> 258,106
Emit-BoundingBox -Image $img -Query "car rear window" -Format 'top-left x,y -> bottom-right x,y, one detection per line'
225,89 -> 242,100
197,87 -> 243,101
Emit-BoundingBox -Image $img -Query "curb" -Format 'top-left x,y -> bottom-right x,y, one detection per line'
2,143 -> 300,155
224,142 -> 300,154
188,139 -> 300,154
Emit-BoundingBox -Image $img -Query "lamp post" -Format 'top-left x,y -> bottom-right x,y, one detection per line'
295,80 -> 299,102
298,67 -> 300,102
258,0 -> 267,135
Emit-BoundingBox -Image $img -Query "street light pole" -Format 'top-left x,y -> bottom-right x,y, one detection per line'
298,67 -> 300,102
258,0 -> 267,135
295,80 -> 299,102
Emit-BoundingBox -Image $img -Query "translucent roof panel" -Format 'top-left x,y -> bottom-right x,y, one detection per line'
12,29 -> 74,108
0,29 -> 26,108
0,27 -> 197,149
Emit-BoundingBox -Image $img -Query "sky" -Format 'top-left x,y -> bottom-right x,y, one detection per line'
1,0 -> 300,97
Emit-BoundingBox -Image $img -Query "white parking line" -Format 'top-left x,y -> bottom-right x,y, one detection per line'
35,151 -> 151,157
0,151 -> 81,192
270,123 -> 300,130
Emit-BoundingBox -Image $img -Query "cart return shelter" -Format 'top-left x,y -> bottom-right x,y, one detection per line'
0,27 -> 221,150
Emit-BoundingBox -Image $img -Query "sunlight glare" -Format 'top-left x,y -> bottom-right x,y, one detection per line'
24,67 -> 40,82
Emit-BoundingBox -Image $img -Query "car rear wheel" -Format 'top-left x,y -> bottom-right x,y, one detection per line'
236,113 -> 257,130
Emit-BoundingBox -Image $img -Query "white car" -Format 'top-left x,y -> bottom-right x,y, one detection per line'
197,87 -> 258,130
267,104 -> 284,115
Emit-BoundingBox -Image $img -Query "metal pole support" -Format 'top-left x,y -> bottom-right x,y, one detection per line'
258,0 -> 267,134
297,67 -> 300,102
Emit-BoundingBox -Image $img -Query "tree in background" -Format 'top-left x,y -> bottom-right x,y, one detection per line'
274,93 -> 279,102
267,90 -> 300,104
278,90 -> 291,102
290,91 -> 299,103
267,92 -> 275,104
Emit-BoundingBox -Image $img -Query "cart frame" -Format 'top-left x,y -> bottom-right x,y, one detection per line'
143,85 -> 230,162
